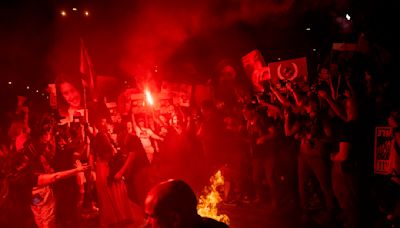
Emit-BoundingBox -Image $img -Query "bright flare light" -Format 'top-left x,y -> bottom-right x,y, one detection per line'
60,10 -> 66,16
72,8 -> 77,11
145,89 -> 154,106
197,170 -> 230,225
84,11 -> 89,16
346,14 -> 351,20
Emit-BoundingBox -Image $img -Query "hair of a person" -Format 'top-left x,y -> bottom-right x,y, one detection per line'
150,179 -> 198,217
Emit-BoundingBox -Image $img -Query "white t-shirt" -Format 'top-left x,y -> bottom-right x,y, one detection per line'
135,126 -> 154,149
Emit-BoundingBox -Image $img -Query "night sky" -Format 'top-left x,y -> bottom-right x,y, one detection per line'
0,0 -> 398,96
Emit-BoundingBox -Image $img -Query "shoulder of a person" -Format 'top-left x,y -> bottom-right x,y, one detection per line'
199,217 -> 229,228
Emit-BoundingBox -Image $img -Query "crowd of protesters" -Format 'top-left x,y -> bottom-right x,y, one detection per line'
1,30 -> 400,228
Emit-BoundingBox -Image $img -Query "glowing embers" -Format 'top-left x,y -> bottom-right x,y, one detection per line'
197,170 -> 230,225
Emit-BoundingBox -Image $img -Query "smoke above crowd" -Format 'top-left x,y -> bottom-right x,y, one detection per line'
2,0 -> 376,86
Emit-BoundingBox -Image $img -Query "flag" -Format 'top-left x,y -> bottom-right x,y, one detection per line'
80,39 -> 95,94
268,57 -> 308,86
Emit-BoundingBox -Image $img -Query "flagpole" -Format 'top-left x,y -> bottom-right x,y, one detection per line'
83,79 -> 89,123
80,38 -> 89,123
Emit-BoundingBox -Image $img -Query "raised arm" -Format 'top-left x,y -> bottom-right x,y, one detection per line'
148,129 -> 164,141
270,85 -> 292,107
318,90 -> 347,121
286,82 -> 305,107
283,110 -> 300,137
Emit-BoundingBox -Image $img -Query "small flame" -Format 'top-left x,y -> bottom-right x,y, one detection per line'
197,170 -> 230,225
145,89 -> 154,106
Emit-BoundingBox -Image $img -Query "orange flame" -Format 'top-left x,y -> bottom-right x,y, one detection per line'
197,170 -> 230,225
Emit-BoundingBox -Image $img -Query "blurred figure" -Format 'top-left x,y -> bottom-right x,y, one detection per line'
197,100 -> 225,177
284,95 -> 336,224
242,102 -> 279,206
121,121 -> 151,206
144,179 -> 229,228
91,119 -> 144,227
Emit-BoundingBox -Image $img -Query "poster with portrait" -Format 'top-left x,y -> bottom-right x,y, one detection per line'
130,92 -> 146,114
241,49 -> 270,93
161,82 -> 192,107
55,74 -> 87,120
374,126 -> 393,175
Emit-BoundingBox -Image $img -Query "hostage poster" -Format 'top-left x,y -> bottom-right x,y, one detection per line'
374,126 -> 393,175
241,49 -> 270,93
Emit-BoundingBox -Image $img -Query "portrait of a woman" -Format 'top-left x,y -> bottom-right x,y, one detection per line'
56,74 -> 86,120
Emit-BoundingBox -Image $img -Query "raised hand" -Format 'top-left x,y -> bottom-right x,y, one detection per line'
75,160 -> 90,172
287,82 -> 293,91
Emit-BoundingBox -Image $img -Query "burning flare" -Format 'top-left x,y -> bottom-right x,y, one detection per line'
197,170 -> 230,225
145,89 -> 154,106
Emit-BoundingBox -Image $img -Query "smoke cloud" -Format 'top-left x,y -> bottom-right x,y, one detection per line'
120,0 -> 299,80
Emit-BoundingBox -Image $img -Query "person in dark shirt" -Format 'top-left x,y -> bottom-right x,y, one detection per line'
319,88 -> 365,227
285,95 -> 336,223
123,128 -> 150,204
243,102 -> 281,205
144,179 -> 229,228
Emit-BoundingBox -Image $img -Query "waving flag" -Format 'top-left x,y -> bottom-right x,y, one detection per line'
80,39 -> 95,93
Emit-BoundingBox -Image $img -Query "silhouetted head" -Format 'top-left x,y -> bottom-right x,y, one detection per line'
144,179 -> 198,228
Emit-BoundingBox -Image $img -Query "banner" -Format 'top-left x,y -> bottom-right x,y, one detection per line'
161,82 -> 192,107
130,93 -> 146,114
268,57 -> 308,88
241,49 -> 270,92
374,126 -> 393,175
